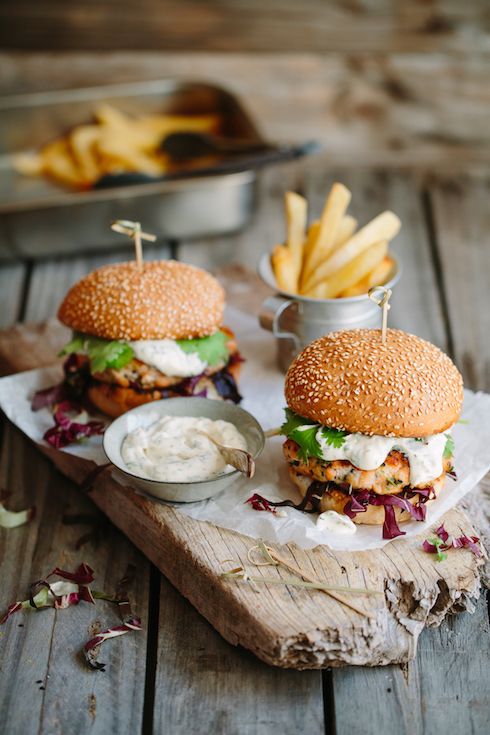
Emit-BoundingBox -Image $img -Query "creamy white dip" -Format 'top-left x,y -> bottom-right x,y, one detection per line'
316,511 -> 357,535
129,339 -> 206,377
121,415 -> 248,482
313,427 -> 451,487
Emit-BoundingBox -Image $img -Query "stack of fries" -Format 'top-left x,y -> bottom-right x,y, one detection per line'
271,183 -> 401,299
13,104 -> 220,190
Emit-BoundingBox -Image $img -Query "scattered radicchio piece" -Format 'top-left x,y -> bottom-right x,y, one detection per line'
83,618 -> 142,672
447,467 -> 458,481
246,493 -> 278,514
0,501 -> 36,529
423,523 -> 481,561
43,400 -> 105,448
84,564 -> 139,671
0,564 -> 96,624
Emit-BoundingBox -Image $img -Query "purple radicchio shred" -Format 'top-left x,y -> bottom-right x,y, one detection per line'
244,482 -> 324,515
32,355 -> 91,411
344,488 -> 428,540
423,523 -> 481,558
83,618 -> 142,671
43,400 -> 105,449
83,563 -> 139,671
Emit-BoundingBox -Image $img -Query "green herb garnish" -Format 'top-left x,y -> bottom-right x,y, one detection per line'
320,426 -> 348,448
443,434 -> 455,459
177,330 -> 229,367
427,536 -> 448,562
280,408 -> 348,462
60,332 -> 134,374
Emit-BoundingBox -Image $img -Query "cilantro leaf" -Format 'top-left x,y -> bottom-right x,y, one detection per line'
280,407 -> 316,436
443,434 -> 455,459
320,426 -> 348,448
177,331 -> 229,367
280,408 -> 321,461
289,425 -> 322,462
59,332 -> 134,374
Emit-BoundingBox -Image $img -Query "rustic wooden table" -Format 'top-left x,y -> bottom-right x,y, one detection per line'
0,16 -> 489,727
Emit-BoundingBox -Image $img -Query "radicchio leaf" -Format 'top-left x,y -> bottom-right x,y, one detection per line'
246,493 -> 278,514
43,401 -> 105,448
422,523 -> 481,561
83,617 -> 142,672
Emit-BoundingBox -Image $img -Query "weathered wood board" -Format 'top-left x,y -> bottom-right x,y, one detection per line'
0,319 -> 484,670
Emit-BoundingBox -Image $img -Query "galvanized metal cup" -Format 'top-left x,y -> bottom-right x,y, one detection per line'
258,252 -> 401,372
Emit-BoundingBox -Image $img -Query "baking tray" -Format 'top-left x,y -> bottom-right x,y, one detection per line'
0,80 -> 262,260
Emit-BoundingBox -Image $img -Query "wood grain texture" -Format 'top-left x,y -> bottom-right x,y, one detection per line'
154,576 -> 324,734
0,423 -> 149,735
331,593 -> 490,735
1,52 -> 489,169
0,261 -> 25,328
0,1 -> 488,53
0,319 -> 483,670
429,173 -> 490,391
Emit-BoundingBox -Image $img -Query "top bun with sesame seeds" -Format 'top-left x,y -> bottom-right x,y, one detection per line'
57,260 -> 225,341
284,328 -> 463,437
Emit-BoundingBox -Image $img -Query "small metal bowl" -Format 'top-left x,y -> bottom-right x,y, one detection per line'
103,397 -> 265,503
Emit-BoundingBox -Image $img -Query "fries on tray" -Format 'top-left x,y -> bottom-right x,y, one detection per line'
271,183 -> 400,300
13,104 -> 221,190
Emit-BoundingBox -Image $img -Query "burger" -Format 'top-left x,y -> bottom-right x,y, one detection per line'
53,259 -> 242,418
280,329 -> 463,539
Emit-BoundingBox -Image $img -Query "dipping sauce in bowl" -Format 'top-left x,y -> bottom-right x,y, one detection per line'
121,415 -> 248,482
103,396 -> 264,503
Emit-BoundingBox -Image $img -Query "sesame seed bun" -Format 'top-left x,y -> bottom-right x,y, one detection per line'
285,329 -> 463,437
288,466 -> 443,525
58,260 -> 225,341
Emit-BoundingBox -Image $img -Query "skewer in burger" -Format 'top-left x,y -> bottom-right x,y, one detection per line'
280,329 -> 463,539
54,259 -> 242,417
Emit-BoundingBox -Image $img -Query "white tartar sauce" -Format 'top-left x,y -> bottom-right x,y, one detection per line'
121,415 -> 247,482
317,510 -> 357,535
129,339 -> 206,377
312,427 -> 450,487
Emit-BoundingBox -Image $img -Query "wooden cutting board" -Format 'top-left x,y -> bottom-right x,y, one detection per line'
0,315 -> 484,669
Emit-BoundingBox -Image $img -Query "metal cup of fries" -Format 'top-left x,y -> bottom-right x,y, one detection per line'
258,183 -> 402,371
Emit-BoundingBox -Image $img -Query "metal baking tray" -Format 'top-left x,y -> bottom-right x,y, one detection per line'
0,80 -> 262,260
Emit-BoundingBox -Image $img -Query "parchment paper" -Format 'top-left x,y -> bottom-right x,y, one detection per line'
1,304 -> 490,551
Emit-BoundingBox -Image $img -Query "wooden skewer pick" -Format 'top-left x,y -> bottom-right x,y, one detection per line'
111,220 -> 157,270
368,285 -> 392,344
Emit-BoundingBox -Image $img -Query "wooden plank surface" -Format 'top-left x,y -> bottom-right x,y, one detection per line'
1,52 -> 489,170
0,1 -> 488,53
0,424 -> 150,735
154,576 -> 324,735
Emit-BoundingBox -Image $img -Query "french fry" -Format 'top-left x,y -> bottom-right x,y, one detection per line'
339,255 -> 394,297
303,241 -> 389,299
303,211 -> 400,292
332,214 -> 357,251
41,139 -> 88,188
69,125 -> 101,183
301,183 -> 351,285
271,244 -> 297,294
284,191 -> 307,291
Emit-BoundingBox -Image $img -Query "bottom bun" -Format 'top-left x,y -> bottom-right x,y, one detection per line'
287,466 -> 444,525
